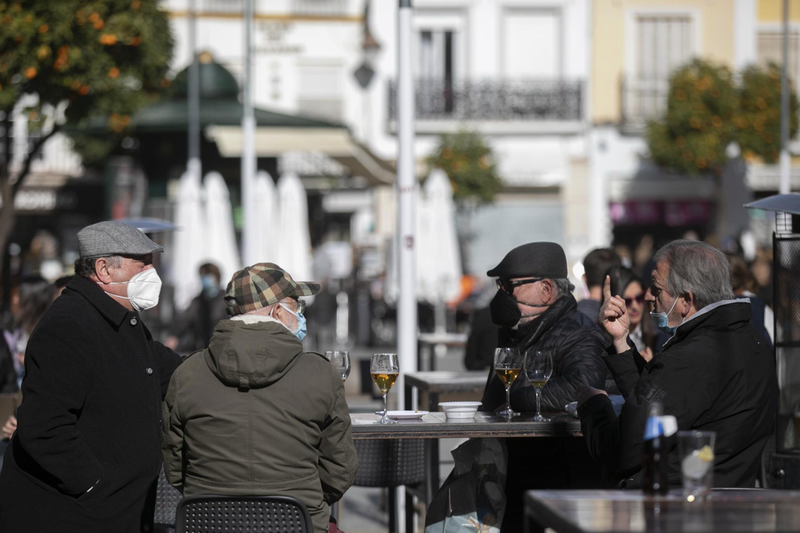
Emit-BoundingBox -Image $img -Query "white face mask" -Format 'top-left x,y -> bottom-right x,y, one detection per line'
100,268 -> 162,312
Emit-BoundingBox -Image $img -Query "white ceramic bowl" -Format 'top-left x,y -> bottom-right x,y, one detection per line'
438,401 -> 481,420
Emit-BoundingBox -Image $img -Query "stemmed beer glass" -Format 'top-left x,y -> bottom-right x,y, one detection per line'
371,353 -> 399,424
494,347 -> 523,418
325,351 -> 351,382
524,350 -> 553,421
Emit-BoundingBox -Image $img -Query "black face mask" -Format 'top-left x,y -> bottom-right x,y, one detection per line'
490,289 -> 555,328
490,290 -> 522,328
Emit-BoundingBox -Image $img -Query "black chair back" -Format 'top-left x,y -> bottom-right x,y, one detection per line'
154,467 -> 183,531
174,495 -> 314,533
353,438 -> 425,487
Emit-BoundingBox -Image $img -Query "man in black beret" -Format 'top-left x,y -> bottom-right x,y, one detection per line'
479,242 -> 610,531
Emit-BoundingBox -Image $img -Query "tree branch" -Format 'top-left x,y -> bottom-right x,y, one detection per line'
11,124 -> 61,197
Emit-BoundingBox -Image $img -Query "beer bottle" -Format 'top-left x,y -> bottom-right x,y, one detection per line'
642,401 -> 669,495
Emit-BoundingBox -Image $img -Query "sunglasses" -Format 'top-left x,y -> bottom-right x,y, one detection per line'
624,293 -> 645,307
496,278 -> 543,293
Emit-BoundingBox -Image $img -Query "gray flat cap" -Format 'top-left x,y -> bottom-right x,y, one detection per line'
78,221 -> 164,258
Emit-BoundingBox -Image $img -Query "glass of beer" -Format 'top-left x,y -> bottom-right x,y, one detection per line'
494,347 -> 523,418
524,350 -> 553,421
371,353 -> 399,424
325,351 -> 351,382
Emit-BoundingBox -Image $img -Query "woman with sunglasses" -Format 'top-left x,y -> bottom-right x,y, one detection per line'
605,266 -> 668,362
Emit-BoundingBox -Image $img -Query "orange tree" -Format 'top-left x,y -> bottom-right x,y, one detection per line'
0,0 -> 173,267
646,59 -> 799,174
737,63 -> 799,164
427,131 -> 503,206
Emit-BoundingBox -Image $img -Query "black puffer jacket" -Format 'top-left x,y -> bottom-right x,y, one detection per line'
481,294 -> 609,413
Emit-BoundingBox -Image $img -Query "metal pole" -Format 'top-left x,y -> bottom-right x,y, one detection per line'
187,0 -> 201,180
241,0 -> 257,265
780,0 -> 791,194
397,0 -> 417,408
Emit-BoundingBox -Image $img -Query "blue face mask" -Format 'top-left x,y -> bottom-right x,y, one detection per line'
201,275 -> 218,298
279,302 -> 307,342
650,296 -> 679,335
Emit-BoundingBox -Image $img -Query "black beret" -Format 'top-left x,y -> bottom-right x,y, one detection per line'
487,242 -> 568,279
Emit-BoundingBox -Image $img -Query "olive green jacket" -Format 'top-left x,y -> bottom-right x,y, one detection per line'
162,316 -> 358,533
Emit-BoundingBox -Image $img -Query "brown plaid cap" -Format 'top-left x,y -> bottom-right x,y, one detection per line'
224,262 -> 320,316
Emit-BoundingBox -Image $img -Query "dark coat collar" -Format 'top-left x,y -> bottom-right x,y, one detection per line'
664,299 -> 752,349
504,294 -> 578,348
66,275 -> 131,328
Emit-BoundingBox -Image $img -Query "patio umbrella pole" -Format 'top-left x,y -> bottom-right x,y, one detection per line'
187,0 -> 200,180
241,0 -> 257,264
397,0 -> 417,406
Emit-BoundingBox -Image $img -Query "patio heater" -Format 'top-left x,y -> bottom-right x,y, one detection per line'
746,194 -> 800,487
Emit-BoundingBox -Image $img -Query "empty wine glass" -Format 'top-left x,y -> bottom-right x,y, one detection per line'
325,351 -> 351,382
371,353 -> 399,424
494,347 -> 523,418
524,350 -> 553,421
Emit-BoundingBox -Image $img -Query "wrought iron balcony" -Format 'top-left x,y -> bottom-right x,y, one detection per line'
388,79 -> 583,123
291,0 -> 348,17
620,77 -> 670,127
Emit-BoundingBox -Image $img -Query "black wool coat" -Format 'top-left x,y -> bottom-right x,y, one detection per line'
579,300 -> 778,489
0,276 -> 183,533
481,294 -> 610,413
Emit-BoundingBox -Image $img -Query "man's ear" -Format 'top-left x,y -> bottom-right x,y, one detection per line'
541,278 -> 554,295
94,258 -> 113,284
681,292 -> 695,315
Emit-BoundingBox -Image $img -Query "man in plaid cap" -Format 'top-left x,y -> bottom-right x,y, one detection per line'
163,263 -> 358,533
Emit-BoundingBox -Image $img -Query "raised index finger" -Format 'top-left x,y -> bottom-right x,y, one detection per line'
603,275 -> 612,301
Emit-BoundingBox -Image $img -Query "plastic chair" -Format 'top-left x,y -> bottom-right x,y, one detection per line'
174,495 -> 314,533
154,467 -> 183,532
353,439 -> 427,533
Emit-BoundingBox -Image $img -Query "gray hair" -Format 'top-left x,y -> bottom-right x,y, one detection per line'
551,278 -> 575,298
653,240 -> 734,310
74,255 -> 122,278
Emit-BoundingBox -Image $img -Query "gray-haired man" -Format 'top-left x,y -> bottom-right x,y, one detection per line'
0,221 -> 183,533
581,239 -> 778,489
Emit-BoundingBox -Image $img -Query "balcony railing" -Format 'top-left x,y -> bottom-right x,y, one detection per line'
620,77 -> 670,127
291,0 -> 348,17
388,79 -> 583,123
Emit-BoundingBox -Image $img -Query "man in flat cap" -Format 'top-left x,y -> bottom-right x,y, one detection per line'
0,221 -> 183,533
480,242 -> 609,531
163,263 -> 358,533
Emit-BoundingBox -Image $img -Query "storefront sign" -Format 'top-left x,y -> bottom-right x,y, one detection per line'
610,200 -> 713,227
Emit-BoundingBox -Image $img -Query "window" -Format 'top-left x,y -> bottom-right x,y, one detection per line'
297,63 -> 343,122
413,10 -> 466,81
757,30 -> 799,88
503,9 -> 561,78
200,0 -> 243,13
623,13 -> 694,124
634,14 -> 694,81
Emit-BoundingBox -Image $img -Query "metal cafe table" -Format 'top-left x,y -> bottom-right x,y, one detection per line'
351,411 -> 582,533
524,489 -> 800,533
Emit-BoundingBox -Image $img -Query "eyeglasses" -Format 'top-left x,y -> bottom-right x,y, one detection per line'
624,293 -> 646,306
496,278 -> 543,293
284,298 -> 306,314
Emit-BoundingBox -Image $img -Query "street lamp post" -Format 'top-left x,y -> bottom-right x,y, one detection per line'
187,0 -> 200,181
241,0 -> 257,265
397,0 -> 417,411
